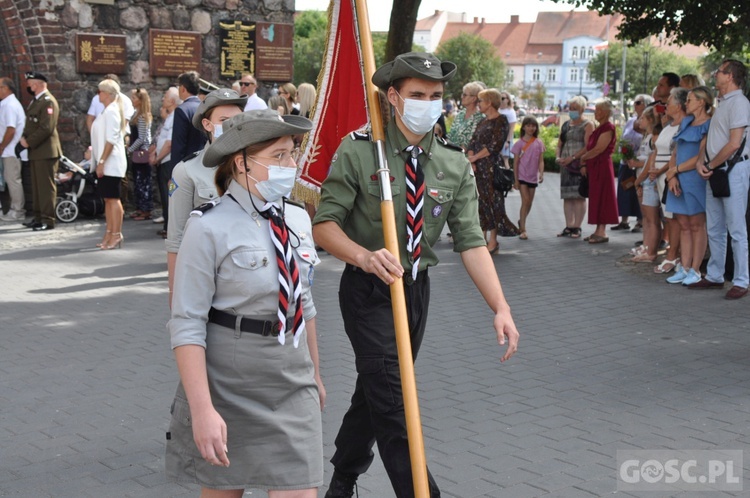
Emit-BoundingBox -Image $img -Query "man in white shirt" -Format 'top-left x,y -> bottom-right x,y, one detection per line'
151,86 -> 181,226
239,73 -> 267,111
0,77 -> 26,221
693,59 -> 750,300
85,73 -> 134,132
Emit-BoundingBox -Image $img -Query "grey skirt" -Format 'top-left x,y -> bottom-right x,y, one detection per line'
165,322 -> 323,490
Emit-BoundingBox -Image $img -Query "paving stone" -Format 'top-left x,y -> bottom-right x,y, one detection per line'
2,173 -> 750,497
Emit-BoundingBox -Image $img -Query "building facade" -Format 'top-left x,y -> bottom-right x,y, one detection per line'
415,10 -> 618,108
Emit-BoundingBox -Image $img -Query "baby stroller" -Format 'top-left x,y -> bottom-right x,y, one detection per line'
55,155 -> 104,222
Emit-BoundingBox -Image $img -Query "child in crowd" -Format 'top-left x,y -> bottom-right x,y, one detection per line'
511,117 -> 545,240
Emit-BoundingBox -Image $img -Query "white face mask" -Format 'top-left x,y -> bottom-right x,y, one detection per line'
246,158 -> 297,202
396,93 -> 443,135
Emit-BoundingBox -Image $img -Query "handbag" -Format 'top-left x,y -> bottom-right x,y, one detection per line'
708,167 -> 731,198
493,163 -> 514,193
132,149 -> 149,164
620,176 -> 636,190
578,175 -> 589,198
564,159 -> 582,174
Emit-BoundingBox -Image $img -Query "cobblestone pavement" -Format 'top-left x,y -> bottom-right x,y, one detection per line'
1,174 -> 748,497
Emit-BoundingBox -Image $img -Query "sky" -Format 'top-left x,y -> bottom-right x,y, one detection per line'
294,0 -> 587,32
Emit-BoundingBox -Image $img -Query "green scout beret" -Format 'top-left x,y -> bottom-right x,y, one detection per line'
203,109 -> 312,168
192,88 -> 248,130
371,52 -> 457,90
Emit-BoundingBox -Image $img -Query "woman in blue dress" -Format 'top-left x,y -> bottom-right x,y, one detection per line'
664,86 -> 714,286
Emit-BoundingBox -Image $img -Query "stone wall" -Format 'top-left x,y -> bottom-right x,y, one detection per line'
0,0 -> 295,160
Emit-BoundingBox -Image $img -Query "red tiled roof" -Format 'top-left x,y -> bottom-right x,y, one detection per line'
435,11 -> 704,64
529,11 -> 623,44
439,19 -> 561,64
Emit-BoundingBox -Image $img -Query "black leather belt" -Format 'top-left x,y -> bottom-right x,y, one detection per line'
208,307 -> 280,336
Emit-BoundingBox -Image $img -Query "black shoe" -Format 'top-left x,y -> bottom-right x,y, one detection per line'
324,469 -> 358,498
611,222 -> 630,231
23,220 -> 41,228
33,223 -> 54,231
157,229 -> 167,238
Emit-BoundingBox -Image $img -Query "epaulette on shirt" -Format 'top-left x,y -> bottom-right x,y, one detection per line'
435,136 -> 464,153
349,131 -> 371,141
187,150 -> 201,160
190,198 -> 221,217
284,198 -> 306,210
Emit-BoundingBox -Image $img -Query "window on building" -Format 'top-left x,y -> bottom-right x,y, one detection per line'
587,47 -> 594,59
572,46 -> 579,59
548,68 -> 557,82
570,69 -> 578,82
506,69 -> 514,81
532,68 -> 541,81
586,69 -> 593,82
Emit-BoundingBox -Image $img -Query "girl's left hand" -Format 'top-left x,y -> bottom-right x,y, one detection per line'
315,375 -> 327,411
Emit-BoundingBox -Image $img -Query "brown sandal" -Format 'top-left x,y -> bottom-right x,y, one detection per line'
588,234 -> 609,244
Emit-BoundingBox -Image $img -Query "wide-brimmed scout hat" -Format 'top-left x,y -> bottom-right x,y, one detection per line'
371,51 -> 456,90
192,88 -> 248,129
203,109 -> 312,167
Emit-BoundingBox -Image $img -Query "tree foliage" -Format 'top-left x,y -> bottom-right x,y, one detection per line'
435,33 -> 506,101
587,41 -> 700,100
293,10 -> 328,86
293,12 -> 425,86
553,0 -> 750,53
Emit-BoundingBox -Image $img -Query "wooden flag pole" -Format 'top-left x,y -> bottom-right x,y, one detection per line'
352,0 -> 429,496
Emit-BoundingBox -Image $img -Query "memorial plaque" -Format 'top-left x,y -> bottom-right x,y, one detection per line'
149,29 -> 202,77
76,33 -> 127,74
255,22 -> 294,82
219,20 -> 256,79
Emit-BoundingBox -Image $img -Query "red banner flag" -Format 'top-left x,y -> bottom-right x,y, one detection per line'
294,0 -> 369,205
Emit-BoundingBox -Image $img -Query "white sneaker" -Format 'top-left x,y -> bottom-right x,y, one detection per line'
152,216 -> 164,223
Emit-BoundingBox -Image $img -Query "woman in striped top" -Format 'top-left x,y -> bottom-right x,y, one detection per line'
128,88 -> 153,220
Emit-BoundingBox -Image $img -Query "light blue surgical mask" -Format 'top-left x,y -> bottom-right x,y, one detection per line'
212,123 -> 223,140
247,158 -> 297,202
396,93 -> 443,135
569,110 -> 581,120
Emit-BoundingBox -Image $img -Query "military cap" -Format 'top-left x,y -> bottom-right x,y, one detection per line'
25,71 -> 48,82
203,109 -> 312,168
192,88 -> 248,130
371,52 -> 456,89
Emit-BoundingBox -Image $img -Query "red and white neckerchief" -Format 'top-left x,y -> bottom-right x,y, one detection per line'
263,201 -> 304,347
404,145 -> 424,281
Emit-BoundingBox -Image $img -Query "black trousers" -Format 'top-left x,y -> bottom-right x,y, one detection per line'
157,161 -> 174,231
331,265 -> 440,498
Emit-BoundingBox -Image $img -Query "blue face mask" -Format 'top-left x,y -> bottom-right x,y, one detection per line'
247,158 -> 297,202
212,123 -> 223,140
569,110 -> 581,120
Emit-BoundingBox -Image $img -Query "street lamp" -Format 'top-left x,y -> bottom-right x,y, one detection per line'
572,57 -> 585,96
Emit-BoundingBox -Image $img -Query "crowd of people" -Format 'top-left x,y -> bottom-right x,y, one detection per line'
0,71 -> 316,244
549,63 -> 750,301
2,49 -> 749,498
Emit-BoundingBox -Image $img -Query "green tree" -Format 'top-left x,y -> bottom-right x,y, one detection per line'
435,33 -> 506,101
553,0 -> 749,52
293,10 -> 328,86
587,41 -> 700,100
